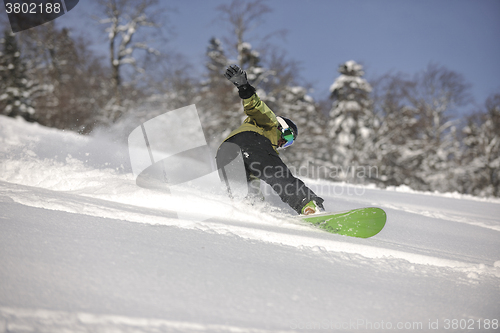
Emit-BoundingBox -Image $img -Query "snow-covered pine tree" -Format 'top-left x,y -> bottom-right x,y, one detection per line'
238,42 -> 270,89
460,93 -> 500,197
206,38 -> 227,77
0,30 -> 36,121
371,74 -> 421,187
198,38 -> 241,147
327,60 -> 377,182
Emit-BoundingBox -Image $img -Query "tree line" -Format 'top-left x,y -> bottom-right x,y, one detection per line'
0,0 -> 498,197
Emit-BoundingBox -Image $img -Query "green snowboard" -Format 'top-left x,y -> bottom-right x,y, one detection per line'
300,207 -> 386,238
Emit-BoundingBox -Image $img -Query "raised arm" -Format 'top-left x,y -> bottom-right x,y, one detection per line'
224,65 -> 278,129
242,94 -> 278,129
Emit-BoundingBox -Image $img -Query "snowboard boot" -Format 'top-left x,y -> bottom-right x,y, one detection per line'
301,200 -> 324,215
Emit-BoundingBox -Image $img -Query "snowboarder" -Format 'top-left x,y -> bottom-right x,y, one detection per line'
216,65 -> 325,215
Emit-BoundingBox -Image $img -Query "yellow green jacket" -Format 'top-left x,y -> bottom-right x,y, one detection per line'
224,94 -> 280,152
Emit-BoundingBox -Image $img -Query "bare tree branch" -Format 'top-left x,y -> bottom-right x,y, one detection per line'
93,0 -> 163,121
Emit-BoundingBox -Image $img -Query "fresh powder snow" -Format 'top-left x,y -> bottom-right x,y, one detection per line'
0,114 -> 499,332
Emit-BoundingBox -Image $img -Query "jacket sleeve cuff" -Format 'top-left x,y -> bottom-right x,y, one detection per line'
237,83 -> 256,99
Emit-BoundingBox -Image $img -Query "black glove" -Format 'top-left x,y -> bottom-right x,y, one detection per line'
224,65 -> 256,99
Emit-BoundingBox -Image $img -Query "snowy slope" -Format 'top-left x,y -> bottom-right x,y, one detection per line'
1,115 -> 499,333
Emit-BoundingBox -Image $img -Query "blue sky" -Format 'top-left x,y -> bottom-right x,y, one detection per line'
56,0 -> 500,115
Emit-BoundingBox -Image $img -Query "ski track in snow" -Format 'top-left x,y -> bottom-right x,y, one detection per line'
1,115 -> 500,331
0,306 -> 295,333
355,195 -> 500,232
306,179 -> 500,232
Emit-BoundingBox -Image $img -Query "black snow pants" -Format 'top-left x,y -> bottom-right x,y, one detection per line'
215,131 -> 323,214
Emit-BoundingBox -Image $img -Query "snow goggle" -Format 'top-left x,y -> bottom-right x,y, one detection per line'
277,117 -> 295,148
281,127 -> 295,148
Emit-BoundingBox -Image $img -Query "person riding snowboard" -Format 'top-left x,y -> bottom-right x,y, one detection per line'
215,65 -> 324,215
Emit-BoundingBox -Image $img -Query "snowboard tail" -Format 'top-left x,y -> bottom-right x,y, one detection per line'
301,207 -> 386,238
